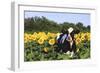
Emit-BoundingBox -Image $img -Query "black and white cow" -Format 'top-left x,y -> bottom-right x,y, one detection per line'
56,27 -> 79,57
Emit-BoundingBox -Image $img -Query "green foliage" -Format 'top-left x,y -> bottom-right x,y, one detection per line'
76,41 -> 90,59
24,16 -> 90,33
24,40 -> 90,61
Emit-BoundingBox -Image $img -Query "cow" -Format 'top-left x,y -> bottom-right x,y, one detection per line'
56,27 -> 79,57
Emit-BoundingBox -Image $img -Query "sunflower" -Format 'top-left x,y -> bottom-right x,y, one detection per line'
38,38 -> 44,45
24,38 -> 28,43
76,38 -> 81,45
41,35 -> 48,41
43,47 -> 48,53
81,36 -> 85,41
49,39 -> 55,45
31,35 -> 36,41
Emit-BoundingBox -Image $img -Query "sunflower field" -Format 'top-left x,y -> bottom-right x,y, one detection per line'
24,32 -> 90,61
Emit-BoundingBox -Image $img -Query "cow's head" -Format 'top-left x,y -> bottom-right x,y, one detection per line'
57,27 -> 80,42
67,27 -> 80,41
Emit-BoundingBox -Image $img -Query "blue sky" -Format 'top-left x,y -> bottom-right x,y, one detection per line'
24,11 -> 90,26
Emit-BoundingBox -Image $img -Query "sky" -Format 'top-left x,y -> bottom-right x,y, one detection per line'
24,11 -> 90,26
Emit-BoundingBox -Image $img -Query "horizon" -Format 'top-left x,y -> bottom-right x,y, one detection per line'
24,11 -> 90,26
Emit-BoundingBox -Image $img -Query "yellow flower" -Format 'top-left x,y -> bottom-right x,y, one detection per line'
49,39 -> 55,45
31,35 -> 36,41
41,35 -> 48,41
50,33 -> 57,38
38,38 -> 44,45
24,33 -> 28,37
81,36 -> 85,41
47,32 -> 51,37
33,32 -> 37,35
47,32 -> 57,38
76,38 -> 81,45
43,47 -> 48,53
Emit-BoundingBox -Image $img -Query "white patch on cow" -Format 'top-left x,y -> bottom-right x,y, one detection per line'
70,51 -> 74,57
56,33 -> 61,40
66,51 -> 70,55
70,41 -> 73,48
68,27 -> 73,33
67,33 -> 73,48
61,34 -> 67,43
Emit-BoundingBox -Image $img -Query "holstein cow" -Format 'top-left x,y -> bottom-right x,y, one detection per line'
56,27 -> 79,57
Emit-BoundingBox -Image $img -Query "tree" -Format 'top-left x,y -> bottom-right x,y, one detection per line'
24,16 -> 90,33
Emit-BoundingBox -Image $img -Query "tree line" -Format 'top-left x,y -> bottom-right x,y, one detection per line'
24,16 -> 90,33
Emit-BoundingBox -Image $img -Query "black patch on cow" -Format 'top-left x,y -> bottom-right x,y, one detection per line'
55,29 -> 78,53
